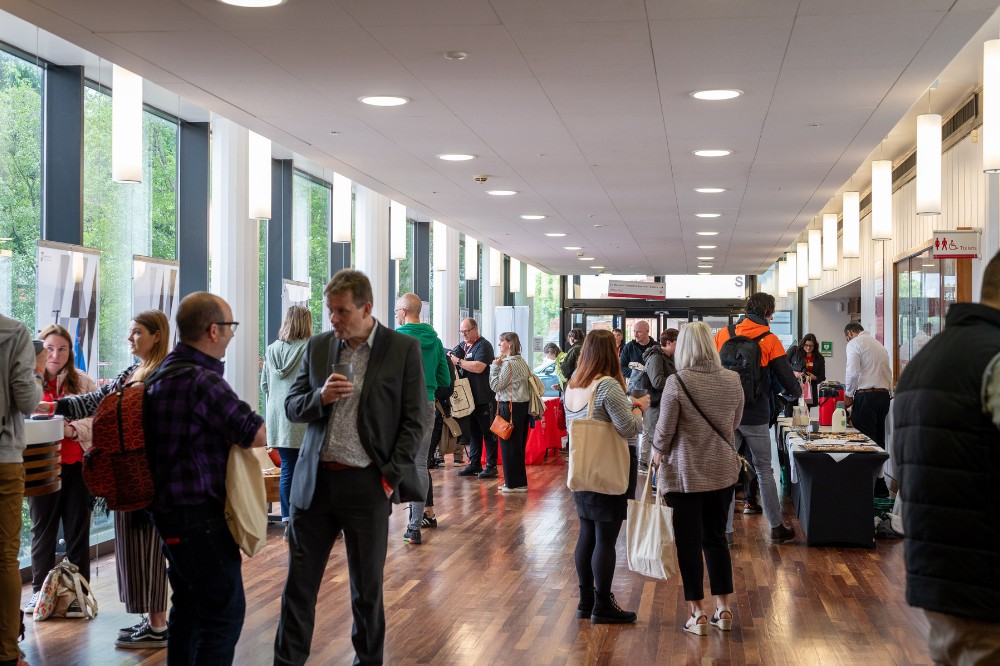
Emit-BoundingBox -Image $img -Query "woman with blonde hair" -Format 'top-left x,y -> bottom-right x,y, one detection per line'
261,305 -> 312,530
653,322 -> 743,636
488,332 -> 533,493
36,310 -> 173,648
564,329 -> 648,624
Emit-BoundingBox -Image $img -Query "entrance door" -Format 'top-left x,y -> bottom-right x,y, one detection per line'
565,308 -> 626,339
688,309 -> 734,337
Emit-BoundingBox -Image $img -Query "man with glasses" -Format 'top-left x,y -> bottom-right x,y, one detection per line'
145,292 -> 266,664
449,318 -> 499,479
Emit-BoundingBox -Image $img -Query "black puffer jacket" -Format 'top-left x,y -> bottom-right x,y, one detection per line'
894,303 -> 1000,621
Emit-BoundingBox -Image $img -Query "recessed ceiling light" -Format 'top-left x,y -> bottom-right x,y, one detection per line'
697,245 -> 717,249
693,149 -> 732,157
695,213 -> 721,218
696,231 -> 719,236
218,0 -> 284,5
695,187 -> 727,194
444,51 -> 468,61
691,89 -> 743,101
544,232 -> 566,237
590,265 -> 604,269
593,224 -> 604,228
486,190 -> 517,196
359,96 -> 409,106
698,264 -> 713,269
437,153 -> 475,161
697,256 -> 715,260
578,256 -> 595,261
698,272 -> 712,275
522,214 -> 547,220
563,246 -> 582,250
922,263 -> 936,267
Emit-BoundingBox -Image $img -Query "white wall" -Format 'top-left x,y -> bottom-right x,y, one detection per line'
807,299 -> 850,383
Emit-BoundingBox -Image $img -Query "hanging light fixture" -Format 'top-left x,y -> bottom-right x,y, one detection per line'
432,220 -> 447,271
112,65 -> 142,183
822,214 -> 838,271
390,200 -> 406,260
984,39 -> 1000,173
248,131 -> 271,219
808,229 -> 822,279
332,173 -> 352,242
916,113 -> 942,215
785,253 -> 798,293
796,242 -> 809,288
526,265 -> 537,298
871,160 -> 892,240
842,191 -> 860,258
464,236 -> 478,280
509,257 -> 521,292
489,247 -> 501,287
775,258 -> 786,296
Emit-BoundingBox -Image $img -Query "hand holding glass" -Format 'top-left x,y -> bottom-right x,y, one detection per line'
331,362 -> 354,384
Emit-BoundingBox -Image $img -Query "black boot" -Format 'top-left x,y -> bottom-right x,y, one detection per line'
591,592 -> 637,624
576,586 -> 594,618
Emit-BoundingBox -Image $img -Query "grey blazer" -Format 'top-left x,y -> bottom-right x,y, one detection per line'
284,322 -> 428,508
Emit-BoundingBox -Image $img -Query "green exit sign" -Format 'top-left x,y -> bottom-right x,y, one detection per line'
821,341 -> 833,357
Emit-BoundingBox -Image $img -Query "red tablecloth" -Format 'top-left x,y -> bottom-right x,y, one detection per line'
526,398 -> 567,465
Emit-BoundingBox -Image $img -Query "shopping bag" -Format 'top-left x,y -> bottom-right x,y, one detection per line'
566,377 -> 629,495
625,471 -> 678,580
225,445 -> 268,557
802,377 -> 813,402
450,377 -> 475,419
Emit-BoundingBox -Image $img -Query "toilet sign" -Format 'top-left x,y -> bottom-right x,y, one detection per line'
820,341 -> 833,358
932,229 -> 981,259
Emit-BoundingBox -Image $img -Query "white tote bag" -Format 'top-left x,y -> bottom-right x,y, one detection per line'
225,445 -> 268,557
566,377 -> 630,495
450,377 -> 475,419
626,470 -> 678,580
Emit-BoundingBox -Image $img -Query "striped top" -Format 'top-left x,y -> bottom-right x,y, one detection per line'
564,377 -> 643,447
489,355 -> 533,403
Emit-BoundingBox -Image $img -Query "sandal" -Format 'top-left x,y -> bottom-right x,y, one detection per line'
711,607 -> 733,631
683,610 -> 709,636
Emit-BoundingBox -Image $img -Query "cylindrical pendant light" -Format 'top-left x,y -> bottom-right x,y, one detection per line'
432,220 -> 447,271
785,253 -> 797,293
464,236 -> 478,280
842,191 -> 860,257
916,113 -> 942,215
822,214 -> 838,271
509,257 -> 521,292
871,160 -> 892,240
332,173 -> 352,242
984,40 -> 1000,173
390,200 -> 406,260
776,258 -> 787,296
489,248 -> 502,287
808,229 -> 822,279
526,265 -> 537,298
796,242 -> 809,288
112,65 -> 142,183
248,131 -> 271,220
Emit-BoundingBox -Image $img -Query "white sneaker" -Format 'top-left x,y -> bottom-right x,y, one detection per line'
24,591 -> 39,613
498,485 -> 527,494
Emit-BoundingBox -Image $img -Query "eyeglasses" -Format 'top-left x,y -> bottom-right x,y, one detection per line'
214,322 -> 240,333
460,328 -> 473,334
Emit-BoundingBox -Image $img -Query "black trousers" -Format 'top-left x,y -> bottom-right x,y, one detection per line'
463,402 -> 497,469
28,461 -> 91,590
275,465 -> 391,666
498,401 -> 529,489
851,391 -> 891,449
665,488 -> 734,602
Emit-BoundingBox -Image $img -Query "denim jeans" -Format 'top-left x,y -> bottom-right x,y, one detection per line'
734,423 -> 784,529
408,402 -> 435,531
277,448 -> 300,521
151,504 -> 245,666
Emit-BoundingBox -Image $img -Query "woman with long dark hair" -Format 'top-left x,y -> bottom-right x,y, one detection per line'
564,329 -> 648,624
786,333 -> 826,409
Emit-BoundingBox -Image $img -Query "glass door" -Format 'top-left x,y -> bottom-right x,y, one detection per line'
688,310 -> 734,337
895,249 -> 956,380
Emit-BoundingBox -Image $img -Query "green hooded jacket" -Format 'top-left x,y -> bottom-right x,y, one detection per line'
397,322 -> 451,402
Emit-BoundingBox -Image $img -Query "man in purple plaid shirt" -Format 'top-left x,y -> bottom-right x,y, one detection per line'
146,292 -> 266,664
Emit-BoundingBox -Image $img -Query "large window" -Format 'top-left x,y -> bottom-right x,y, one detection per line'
394,219 -> 415,299
895,249 -> 957,379
0,49 -> 42,331
292,172 -> 331,334
532,272 -> 560,366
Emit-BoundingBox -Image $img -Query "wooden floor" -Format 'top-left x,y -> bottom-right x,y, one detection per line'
19,452 -> 931,665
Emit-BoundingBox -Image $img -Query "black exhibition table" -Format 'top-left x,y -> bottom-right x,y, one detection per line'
790,447 -> 889,548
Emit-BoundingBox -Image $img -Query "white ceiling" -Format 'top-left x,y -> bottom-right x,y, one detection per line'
1,0 -> 998,277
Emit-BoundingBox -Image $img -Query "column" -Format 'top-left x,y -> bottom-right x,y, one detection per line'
177,121 -> 210,296
433,225 -> 460,348
43,65 -> 84,245
353,184 -> 390,321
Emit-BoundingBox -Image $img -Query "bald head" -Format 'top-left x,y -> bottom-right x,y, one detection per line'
395,293 -> 422,325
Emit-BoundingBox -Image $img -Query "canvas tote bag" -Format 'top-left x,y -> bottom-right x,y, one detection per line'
626,470 -> 678,580
225,444 -> 268,557
566,377 -> 630,495
450,377 -> 475,419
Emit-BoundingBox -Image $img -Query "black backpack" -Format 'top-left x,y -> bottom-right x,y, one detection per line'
719,325 -> 772,404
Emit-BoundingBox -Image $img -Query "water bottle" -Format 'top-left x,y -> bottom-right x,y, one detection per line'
831,401 -> 847,433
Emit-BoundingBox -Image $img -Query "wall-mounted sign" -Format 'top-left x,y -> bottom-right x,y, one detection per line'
820,341 -> 833,358
607,280 -> 666,300
932,229 -> 981,259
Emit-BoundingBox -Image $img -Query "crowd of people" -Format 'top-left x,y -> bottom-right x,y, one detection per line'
0,263 -> 996,665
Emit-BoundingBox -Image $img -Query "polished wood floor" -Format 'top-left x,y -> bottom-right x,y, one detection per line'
19,451 -> 931,665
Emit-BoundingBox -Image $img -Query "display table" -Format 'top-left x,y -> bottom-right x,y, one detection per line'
526,398 -> 566,465
23,417 -> 64,497
786,429 -> 888,547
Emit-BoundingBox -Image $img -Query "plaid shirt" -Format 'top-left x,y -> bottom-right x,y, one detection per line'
146,342 -> 264,514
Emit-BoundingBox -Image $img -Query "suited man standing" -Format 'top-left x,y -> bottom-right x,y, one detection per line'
274,270 -> 426,666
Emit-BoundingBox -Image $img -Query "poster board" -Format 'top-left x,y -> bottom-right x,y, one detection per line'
133,255 -> 180,346
36,241 -> 100,381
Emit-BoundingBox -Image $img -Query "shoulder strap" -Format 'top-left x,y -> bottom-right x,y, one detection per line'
728,324 -> 736,338
752,331 -> 772,343
675,375 -> 732,447
585,376 -> 612,418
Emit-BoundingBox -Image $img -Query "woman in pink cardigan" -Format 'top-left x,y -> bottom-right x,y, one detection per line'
653,322 -> 744,636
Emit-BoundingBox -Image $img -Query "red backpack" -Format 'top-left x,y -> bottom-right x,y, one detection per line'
84,363 -> 195,510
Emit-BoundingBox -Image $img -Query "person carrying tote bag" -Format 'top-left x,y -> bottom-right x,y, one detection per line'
563,330 -> 648,625
652,322 -> 744,637
488,332 -> 533,493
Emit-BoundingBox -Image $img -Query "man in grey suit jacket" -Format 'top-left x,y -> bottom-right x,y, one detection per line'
274,270 -> 426,666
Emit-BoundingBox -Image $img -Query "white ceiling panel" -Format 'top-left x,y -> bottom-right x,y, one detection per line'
649,17 -> 794,74
336,0 -> 499,27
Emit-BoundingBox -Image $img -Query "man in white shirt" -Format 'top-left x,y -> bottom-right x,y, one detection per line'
843,322 -> 893,496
